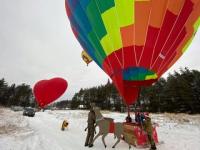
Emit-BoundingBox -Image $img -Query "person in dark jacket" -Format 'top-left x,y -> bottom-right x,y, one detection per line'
125,114 -> 132,123
85,104 -> 96,147
135,112 -> 145,127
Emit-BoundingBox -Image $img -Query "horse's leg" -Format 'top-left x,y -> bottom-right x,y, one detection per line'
102,133 -> 108,148
112,134 -> 121,148
123,133 -> 132,149
92,132 -> 101,144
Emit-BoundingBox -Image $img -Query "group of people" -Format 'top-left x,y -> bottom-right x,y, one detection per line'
126,111 -> 157,150
84,103 -> 157,150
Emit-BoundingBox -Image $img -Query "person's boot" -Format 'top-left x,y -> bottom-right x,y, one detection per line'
149,144 -> 157,150
88,144 -> 93,148
85,143 -> 88,147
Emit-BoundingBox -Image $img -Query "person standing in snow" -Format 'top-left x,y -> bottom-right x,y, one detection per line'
84,103 -> 96,147
143,113 -> 157,150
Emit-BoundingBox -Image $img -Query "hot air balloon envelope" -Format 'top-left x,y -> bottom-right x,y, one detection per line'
65,0 -> 200,105
33,78 -> 68,108
81,50 -> 93,65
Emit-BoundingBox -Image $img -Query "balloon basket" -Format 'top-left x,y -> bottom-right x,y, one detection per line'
123,122 -> 159,147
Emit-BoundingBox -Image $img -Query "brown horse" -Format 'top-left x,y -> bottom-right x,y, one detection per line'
93,107 -> 131,149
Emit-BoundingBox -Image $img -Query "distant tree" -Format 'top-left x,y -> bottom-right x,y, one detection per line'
55,100 -> 70,109
71,93 -> 81,109
0,78 -> 9,105
12,84 -> 33,107
0,78 -> 34,107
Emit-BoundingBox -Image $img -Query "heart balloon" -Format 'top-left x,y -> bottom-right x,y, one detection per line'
33,78 -> 68,108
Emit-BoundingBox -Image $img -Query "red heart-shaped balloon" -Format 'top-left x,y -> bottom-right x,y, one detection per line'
33,78 -> 68,108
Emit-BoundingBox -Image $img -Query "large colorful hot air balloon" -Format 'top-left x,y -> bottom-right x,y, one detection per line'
33,78 -> 68,108
65,0 -> 200,106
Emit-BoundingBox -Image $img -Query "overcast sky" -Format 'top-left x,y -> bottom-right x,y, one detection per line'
0,0 -> 200,100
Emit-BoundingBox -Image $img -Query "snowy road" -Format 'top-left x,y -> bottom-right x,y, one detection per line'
0,108 -> 200,150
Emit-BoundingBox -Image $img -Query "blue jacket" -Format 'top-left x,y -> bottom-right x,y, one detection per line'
135,113 -> 145,124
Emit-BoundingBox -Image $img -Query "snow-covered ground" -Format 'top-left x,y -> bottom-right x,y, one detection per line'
0,107 -> 200,150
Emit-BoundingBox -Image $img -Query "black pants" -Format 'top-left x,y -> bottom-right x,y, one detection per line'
147,134 -> 156,149
85,127 -> 95,146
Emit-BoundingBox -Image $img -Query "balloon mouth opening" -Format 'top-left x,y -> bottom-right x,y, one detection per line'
121,78 -> 157,105
109,67 -> 158,105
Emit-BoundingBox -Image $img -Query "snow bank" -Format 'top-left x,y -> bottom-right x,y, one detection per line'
0,108 -> 30,135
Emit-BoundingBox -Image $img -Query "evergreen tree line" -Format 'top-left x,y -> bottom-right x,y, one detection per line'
70,79 -> 124,111
52,100 -> 71,109
0,78 -> 36,107
71,68 -> 200,114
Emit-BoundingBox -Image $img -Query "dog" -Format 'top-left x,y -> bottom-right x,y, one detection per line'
61,120 -> 69,131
